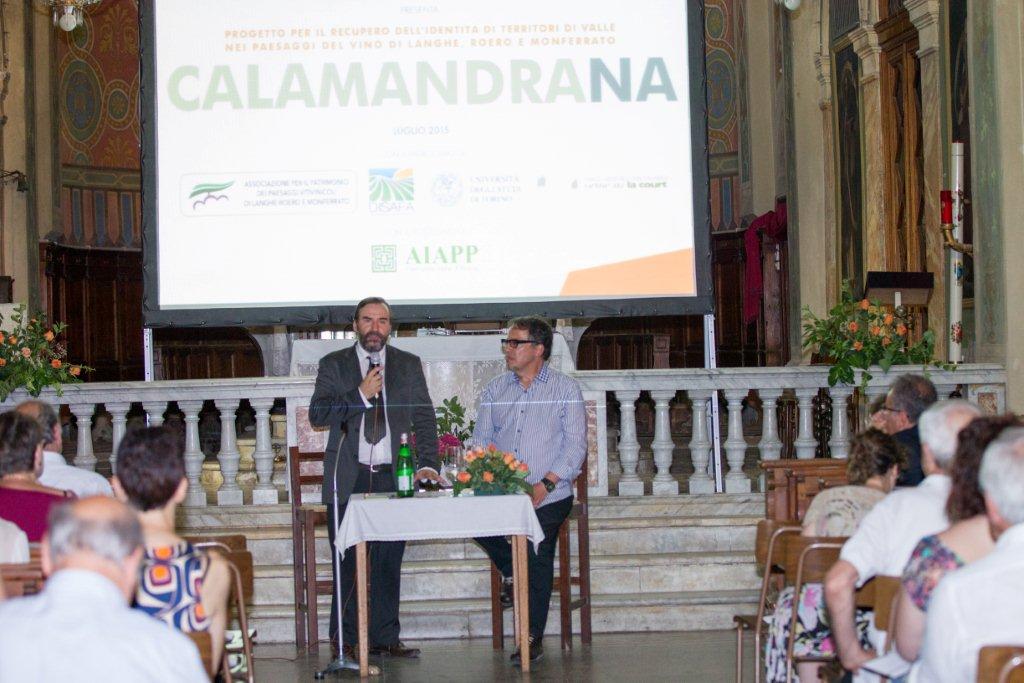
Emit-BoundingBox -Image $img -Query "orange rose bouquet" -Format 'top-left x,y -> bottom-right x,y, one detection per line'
452,444 -> 531,496
0,305 -> 88,400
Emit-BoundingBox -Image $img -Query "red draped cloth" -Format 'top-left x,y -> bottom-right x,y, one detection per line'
743,199 -> 788,325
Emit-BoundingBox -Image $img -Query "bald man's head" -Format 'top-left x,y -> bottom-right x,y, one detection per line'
15,400 -> 60,450
43,497 -> 143,600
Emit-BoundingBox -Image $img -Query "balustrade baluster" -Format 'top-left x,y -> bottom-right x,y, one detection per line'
214,399 -> 243,506
106,402 -> 131,472
723,390 -> 751,492
688,391 -> 714,494
68,403 -> 96,472
650,390 -> 677,496
828,387 -> 854,459
615,390 -> 643,496
794,389 -> 818,460
143,401 -> 166,427
251,399 -> 277,505
179,401 -> 206,506
759,390 -> 783,461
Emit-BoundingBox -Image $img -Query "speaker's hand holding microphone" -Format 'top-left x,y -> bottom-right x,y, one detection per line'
360,352 -> 383,400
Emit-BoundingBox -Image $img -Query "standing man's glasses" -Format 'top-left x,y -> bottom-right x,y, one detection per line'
500,339 -> 539,349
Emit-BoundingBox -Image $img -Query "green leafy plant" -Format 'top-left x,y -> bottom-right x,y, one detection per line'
435,395 -> 475,444
453,444 -> 532,496
801,281 -> 949,389
0,305 -> 89,401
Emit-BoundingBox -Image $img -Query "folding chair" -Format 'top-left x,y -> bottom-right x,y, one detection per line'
978,645 -> 1024,683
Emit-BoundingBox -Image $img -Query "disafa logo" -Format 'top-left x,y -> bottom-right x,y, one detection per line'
368,168 -> 414,214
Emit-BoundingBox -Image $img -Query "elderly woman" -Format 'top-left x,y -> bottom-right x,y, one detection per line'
894,414 -> 1019,663
0,411 -> 73,542
764,429 -> 906,682
112,426 -> 232,673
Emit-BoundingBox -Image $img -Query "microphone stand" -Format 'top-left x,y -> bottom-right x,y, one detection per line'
316,424 -> 381,678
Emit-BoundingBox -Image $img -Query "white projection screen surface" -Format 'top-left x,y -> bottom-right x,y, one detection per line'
141,0 -> 712,326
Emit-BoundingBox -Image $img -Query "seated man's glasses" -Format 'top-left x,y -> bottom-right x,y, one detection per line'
500,339 -> 539,349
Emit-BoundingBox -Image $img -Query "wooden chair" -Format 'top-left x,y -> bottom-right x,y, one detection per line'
185,534 -> 248,552
186,631 -> 215,681
288,445 -> 332,652
489,464 -> 592,651
191,541 -> 255,683
783,537 -> 845,683
732,520 -> 801,683
978,646 -> 1024,683
868,575 -> 902,653
0,560 -> 45,598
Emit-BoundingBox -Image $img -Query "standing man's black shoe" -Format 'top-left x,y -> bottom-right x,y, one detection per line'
369,641 -> 421,658
510,635 -> 543,665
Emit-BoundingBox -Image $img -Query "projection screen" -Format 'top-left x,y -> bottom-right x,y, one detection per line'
141,0 -> 711,326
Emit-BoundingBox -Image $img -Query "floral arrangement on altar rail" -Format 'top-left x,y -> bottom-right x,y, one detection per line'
0,305 -> 88,401
453,444 -> 531,496
801,281 -> 949,390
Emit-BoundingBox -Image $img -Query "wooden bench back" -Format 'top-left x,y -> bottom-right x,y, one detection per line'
0,561 -> 45,598
978,646 -> 1024,683
781,536 -> 845,585
755,519 -> 800,572
185,535 -> 248,552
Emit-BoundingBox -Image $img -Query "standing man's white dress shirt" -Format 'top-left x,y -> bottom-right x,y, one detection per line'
355,344 -> 390,467
38,449 -> 113,498
0,568 -> 207,682
912,523 -> 1024,682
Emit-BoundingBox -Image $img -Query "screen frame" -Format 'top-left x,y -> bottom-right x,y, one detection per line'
139,0 -> 713,327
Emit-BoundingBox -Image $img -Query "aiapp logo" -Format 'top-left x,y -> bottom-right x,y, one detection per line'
371,245 -> 398,273
369,168 -> 414,213
189,181 -> 234,210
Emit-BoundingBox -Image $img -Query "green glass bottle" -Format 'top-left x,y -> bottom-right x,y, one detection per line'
396,432 -> 414,498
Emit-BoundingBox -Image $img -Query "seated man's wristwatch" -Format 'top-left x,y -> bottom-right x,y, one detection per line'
540,477 -> 556,493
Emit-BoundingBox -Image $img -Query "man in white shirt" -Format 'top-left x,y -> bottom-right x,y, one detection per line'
824,399 -> 980,675
0,516 -> 27,563
17,400 -> 113,498
0,496 -> 207,682
914,427 -> 1024,682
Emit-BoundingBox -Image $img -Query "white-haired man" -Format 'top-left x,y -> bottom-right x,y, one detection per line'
913,427 -> 1024,681
824,399 -> 981,676
16,400 -> 112,498
0,496 -> 206,682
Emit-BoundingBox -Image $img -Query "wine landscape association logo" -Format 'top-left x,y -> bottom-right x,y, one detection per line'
368,168 -> 415,214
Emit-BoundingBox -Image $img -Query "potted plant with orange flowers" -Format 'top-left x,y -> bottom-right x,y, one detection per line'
801,281 -> 948,390
453,444 -> 532,496
0,305 -> 88,401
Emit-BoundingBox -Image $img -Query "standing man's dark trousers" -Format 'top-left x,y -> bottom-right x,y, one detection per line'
326,466 -> 406,651
475,496 -> 573,639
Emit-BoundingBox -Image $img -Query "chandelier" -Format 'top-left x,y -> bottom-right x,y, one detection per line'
50,0 -> 102,32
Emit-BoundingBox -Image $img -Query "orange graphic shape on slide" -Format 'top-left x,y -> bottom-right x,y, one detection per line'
560,249 -> 695,297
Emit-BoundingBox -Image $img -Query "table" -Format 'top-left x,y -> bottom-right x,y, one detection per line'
336,493 -> 545,675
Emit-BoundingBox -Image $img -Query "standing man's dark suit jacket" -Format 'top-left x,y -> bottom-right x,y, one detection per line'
308,344 -> 439,506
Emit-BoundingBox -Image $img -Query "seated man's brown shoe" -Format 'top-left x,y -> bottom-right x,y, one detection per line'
340,644 -> 357,660
369,641 -> 420,658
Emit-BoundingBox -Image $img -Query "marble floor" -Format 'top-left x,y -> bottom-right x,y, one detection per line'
252,630 -> 753,682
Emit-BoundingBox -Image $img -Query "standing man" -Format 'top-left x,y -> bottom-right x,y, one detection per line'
473,316 -> 587,665
308,296 -> 439,659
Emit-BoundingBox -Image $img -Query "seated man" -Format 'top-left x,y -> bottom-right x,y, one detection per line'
0,496 -> 207,681
913,427 -> 1024,681
881,374 -> 937,486
0,411 -> 73,541
824,399 -> 980,676
16,400 -> 113,498
112,426 -> 231,671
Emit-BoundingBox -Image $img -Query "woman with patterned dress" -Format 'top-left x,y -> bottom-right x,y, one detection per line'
764,429 -> 905,682
112,427 -> 232,674
894,415 -> 1019,664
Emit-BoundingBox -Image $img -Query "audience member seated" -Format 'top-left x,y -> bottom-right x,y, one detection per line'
914,427 -> 1024,681
881,375 -> 937,486
0,496 -> 207,681
763,429 -> 905,682
824,400 -> 979,676
895,415 -> 1020,663
17,400 -> 112,498
0,516 -> 28,563
0,411 -> 73,541
112,426 -> 231,670
868,395 -> 898,434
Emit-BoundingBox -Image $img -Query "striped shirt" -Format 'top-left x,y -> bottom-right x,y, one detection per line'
472,364 -> 586,508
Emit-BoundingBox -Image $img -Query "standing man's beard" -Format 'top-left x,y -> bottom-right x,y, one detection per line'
359,332 -> 387,352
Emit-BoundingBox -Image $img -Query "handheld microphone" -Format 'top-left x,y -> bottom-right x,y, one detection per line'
368,351 -> 381,371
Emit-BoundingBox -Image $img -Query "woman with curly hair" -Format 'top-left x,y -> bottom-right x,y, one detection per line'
894,414 -> 1020,663
764,429 -> 906,682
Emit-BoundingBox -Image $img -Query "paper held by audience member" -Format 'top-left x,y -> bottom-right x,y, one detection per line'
861,651 -> 912,679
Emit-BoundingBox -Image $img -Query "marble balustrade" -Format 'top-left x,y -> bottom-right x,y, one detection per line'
0,364 -> 1005,506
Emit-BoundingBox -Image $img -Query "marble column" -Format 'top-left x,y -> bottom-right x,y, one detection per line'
906,0 -> 948,360
723,390 -> 751,493
815,48 -> 839,304
615,391 -> 644,497
68,403 -> 96,471
143,401 -> 166,427
250,399 -> 278,505
793,389 -> 818,460
828,387 -> 854,459
650,390 -> 678,496
106,402 -> 131,473
850,25 -> 889,272
688,391 -> 715,494
758,390 -> 783,461
179,400 -> 206,506
214,399 -> 243,506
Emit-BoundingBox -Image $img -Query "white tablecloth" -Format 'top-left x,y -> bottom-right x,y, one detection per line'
335,493 -> 545,558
